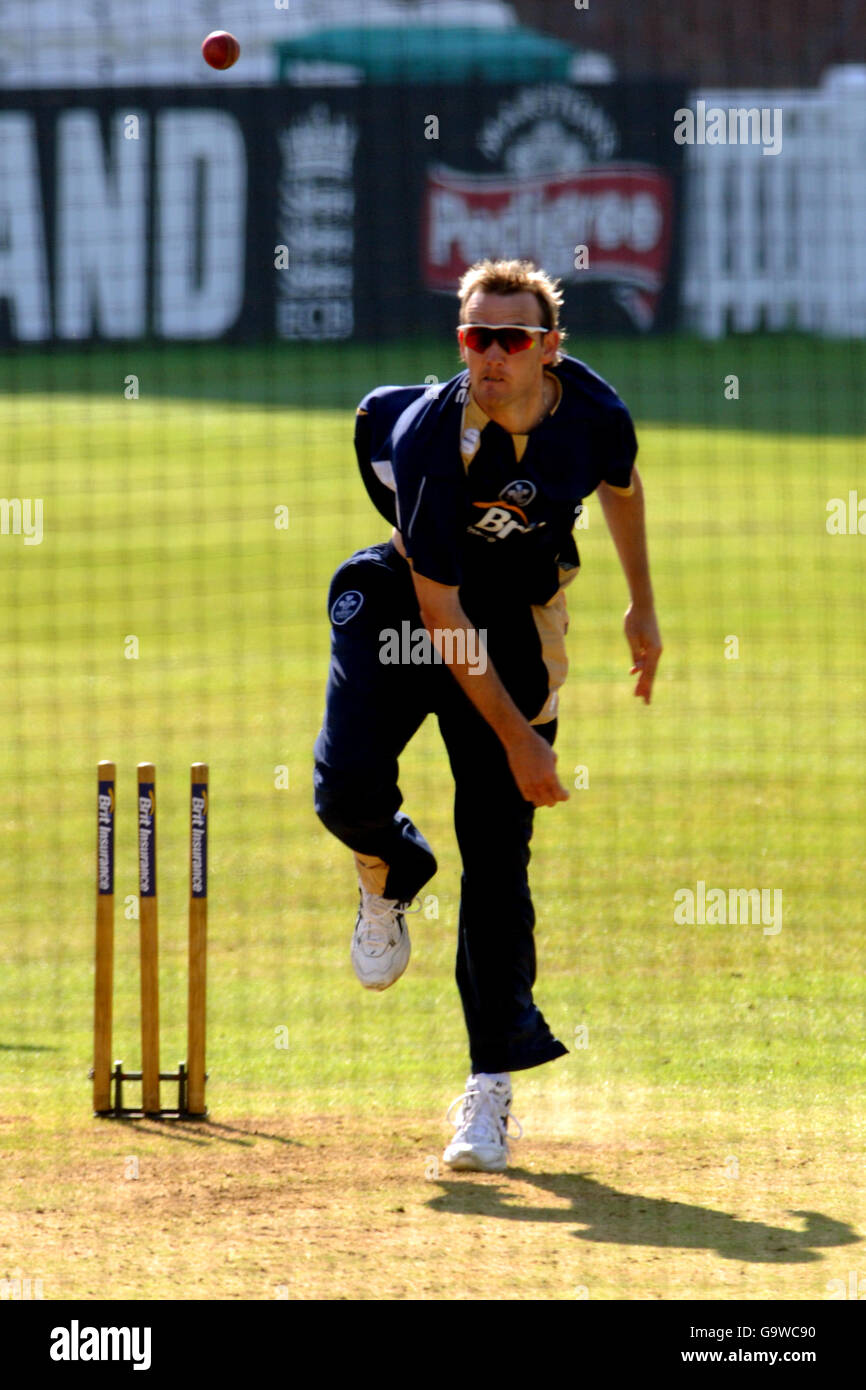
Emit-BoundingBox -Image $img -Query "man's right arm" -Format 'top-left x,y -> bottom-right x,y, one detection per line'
411,567 -> 569,809
391,416 -> 567,808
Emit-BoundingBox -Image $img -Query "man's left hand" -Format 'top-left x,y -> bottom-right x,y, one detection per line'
624,603 -> 662,704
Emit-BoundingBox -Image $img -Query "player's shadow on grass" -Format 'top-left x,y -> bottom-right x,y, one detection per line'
428,1170 -> 861,1264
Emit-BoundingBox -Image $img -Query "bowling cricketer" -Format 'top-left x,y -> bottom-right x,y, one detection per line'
314,258 -> 662,1171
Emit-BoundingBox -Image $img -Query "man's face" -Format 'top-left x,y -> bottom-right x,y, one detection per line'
457,290 -> 560,411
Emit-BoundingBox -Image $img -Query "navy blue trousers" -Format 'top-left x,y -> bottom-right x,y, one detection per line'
313,540 -> 568,1075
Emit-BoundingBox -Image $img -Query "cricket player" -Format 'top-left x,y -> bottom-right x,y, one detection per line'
314,259 -> 661,1172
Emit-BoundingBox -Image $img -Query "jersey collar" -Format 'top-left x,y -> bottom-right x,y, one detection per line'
460,370 -> 562,469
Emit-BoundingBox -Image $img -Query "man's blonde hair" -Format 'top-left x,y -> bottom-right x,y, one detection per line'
457,259 -> 566,359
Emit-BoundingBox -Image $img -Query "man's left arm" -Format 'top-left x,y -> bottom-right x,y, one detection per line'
596,466 -> 662,704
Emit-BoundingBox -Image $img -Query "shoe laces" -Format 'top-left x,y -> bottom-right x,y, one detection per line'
357,893 -> 420,949
446,1080 -> 523,1147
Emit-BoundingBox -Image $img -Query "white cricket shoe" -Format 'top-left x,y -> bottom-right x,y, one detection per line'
351,892 -> 416,991
443,1073 -> 523,1173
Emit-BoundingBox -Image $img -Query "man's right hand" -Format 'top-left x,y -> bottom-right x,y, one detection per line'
506,728 -> 570,808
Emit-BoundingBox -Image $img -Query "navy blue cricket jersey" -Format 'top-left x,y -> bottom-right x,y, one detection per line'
353,354 -> 637,723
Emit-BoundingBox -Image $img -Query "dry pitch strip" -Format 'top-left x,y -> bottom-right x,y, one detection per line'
91,762 -> 209,1119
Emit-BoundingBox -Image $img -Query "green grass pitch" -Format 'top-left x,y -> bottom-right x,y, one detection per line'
0,335 -> 864,1299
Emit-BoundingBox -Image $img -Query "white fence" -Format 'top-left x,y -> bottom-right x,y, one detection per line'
681,85 -> 866,337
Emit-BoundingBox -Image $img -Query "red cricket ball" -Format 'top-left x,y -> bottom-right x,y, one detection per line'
202,31 -> 241,71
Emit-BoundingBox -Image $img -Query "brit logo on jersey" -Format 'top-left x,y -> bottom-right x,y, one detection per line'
469,480 -> 546,541
331,590 -> 365,625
